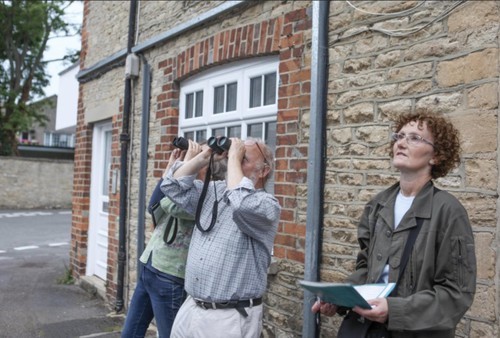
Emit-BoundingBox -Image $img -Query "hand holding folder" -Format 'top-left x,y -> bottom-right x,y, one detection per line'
300,280 -> 396,309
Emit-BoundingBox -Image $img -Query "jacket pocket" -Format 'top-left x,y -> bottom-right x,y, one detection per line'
451,236 -> 475,292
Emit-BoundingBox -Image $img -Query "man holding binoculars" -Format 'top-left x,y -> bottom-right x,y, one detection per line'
161,136 -> 281,338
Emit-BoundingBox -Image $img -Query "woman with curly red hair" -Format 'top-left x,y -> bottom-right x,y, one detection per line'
313,112 -> 476,338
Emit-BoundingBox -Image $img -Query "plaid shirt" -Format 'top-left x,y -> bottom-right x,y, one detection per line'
161,162 -> 280,302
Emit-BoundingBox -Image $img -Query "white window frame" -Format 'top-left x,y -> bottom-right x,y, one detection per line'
179,56 -> 279,141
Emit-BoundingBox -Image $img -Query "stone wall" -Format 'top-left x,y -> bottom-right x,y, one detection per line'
0,157 -> 73,209
319,1 -> 500,337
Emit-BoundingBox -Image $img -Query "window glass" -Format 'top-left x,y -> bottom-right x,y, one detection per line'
185,93 -> 194,119
249,76 -> 262,108
226,82 -> 237,111
196,130 -> 207,143
214,85 -> 225,114
212,127 -> 225,137
184,131 -> 194,141
102,130 -> 112,196
195,91 -> 203,117
248,123 -> 263,138
227,126 -> 241,138
264,73 -> 276,106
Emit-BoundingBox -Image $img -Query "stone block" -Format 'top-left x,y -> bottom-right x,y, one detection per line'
330,127 -> 352,144
374,50 -> 402,69
450,112 -> 497,154
415,92 -> 463,114
465,159 -> 497,191
468,284 -> 495,321
378,99 -> 412,122
387,62 -> 433,81
397,80 -> 432,95
343,57 -> 372,73
404,38 -> 459,62
436,49 -> 499,87
362,84 -> 397,100
470,321 -> 498,338
355,125 -> 388,143
473,232 -> 495,279
467,82 -> 498,109
448,1 -> 499,33
344,102 -> 374,123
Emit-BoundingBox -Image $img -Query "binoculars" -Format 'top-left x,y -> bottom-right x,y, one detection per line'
208,136 -> 231,154
172,136 -> 189,150
172,136 -> 231,154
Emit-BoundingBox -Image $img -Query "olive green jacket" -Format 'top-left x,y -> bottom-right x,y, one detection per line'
347,181 -> 476,338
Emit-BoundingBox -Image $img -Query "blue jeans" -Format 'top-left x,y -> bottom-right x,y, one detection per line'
121,264 -> 186,338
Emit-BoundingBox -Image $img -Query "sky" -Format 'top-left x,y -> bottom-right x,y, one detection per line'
43,1 -> 84,97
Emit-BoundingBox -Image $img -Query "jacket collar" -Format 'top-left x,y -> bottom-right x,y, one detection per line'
376,180 -> 434,230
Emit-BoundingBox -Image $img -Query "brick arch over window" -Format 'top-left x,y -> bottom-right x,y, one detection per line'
154,8 -> 311,263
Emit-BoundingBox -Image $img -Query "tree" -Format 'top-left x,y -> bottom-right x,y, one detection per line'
0,0 -> 78,156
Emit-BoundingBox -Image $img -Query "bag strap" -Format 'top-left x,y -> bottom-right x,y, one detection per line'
194,154 -> 218,233
398,217 -> 424,280
163,216 -> 178,245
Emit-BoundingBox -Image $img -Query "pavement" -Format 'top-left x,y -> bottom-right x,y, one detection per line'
0,209 -> 157,338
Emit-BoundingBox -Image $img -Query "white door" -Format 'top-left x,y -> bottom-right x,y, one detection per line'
87,121 -> 112,280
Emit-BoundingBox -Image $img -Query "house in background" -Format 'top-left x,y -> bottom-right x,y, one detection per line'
73,1 -> 499,337
17,62 -> 79,159
54,62 -> 79,148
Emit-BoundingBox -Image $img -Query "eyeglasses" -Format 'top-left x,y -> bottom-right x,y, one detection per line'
391,132 -> 435,148
244,140 -> 270,166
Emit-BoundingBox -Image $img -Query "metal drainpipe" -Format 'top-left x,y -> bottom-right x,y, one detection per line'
136,56 -> 151,277
302,1 -> 329,337
115,0 -> 138,313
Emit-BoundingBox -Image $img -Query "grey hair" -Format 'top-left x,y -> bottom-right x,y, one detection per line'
211,157 -> 228,181
246,137 -> 275,183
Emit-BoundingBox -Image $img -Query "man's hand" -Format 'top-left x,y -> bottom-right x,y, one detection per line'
352,298 -> 388,324
311,300 -> 338,317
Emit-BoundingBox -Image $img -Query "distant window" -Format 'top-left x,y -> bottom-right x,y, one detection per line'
43,132 -> 75,148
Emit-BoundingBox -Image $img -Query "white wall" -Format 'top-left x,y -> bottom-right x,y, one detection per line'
55,64 -> 79,131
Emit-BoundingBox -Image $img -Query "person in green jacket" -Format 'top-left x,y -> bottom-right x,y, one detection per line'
313,112 -> 476,338
121,140 -> 226,338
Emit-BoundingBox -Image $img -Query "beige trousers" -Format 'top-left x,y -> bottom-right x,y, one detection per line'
170,295 -> 263,338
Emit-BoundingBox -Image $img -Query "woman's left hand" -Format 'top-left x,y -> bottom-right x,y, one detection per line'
353,298 -> 388,324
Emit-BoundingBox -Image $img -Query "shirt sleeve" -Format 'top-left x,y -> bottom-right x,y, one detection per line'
226,177 -> 281,245
159,196 -> 195,221
160,161 -> 204,216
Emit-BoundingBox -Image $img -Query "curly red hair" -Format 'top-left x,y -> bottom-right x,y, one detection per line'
389,112 -> 461,179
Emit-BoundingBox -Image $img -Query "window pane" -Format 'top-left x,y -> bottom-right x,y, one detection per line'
227,126 -> 241,138
249,77 -> 262,108
185,93 -> 194,119
226,82 -> 237,111
212,128 -> 225,137
102,130 -> 112,196
195,91 -> 203,117
265,121 -> 277,148
196,130 -> 207,143
214,85 -> 225,114
248,123 -> 263,139
183,131 -> 194,141
264,73 -> 276,105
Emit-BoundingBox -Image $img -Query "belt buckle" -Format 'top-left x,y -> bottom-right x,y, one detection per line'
195,299 -> 208,310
